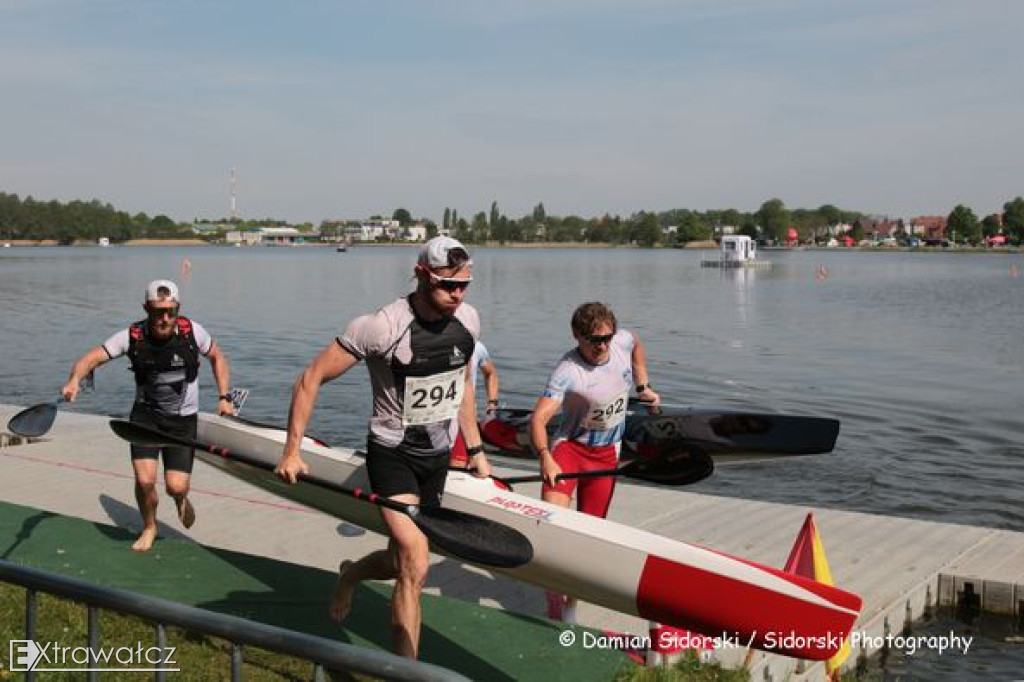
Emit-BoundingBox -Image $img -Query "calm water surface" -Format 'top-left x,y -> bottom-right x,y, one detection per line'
2,245 -> 1022,677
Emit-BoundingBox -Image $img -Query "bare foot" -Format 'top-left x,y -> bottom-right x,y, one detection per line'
132,527 -> 157,552
176,497 -> 196,529
329,560 -> 355,622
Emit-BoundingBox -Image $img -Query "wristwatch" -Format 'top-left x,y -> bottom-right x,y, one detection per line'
219,393 -> 233,401
635,384 -> 650,394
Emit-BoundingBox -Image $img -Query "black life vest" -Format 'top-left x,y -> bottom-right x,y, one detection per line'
127,317 -> 200,387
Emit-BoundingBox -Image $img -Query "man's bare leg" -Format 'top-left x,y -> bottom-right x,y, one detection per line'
131,459 -> 159,552
166,471 -> 195,529
380,500 -> 431,659
329,551 -> 395,622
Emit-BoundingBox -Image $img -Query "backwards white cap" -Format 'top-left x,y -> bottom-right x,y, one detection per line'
417,235 -> 472,269
145,279 -> 180,303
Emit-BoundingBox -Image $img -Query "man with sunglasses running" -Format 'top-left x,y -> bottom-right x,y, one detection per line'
529,301 -> 660,623
61,279 -> 234,552
275,235 -> 491,659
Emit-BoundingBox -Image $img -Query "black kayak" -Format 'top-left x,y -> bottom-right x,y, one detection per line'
480,401 -> 840,465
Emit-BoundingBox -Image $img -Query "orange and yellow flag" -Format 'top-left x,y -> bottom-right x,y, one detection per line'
784,512 -> 851,678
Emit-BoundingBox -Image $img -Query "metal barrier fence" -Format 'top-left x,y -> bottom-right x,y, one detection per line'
0,559 -> 470,682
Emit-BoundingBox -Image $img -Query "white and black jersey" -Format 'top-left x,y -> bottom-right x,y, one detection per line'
337,295 -> 479,457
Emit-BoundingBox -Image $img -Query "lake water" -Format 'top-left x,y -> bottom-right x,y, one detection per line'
2,245 -> 1022,678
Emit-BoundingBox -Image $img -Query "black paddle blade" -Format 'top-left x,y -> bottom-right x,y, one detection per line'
7,402 -> 59,437
415,506 -> 534,568
623,447 -> 715,486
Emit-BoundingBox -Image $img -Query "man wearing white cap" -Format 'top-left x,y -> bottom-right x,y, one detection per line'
61,279 -> 234,551
275,235 -> 491,659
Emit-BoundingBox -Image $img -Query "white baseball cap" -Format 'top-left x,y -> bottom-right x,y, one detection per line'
145,279 -> 180,304
418,236 -> 472,269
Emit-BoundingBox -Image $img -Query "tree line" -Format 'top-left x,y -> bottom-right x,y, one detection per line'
3,190 -> 1023,247
431,198 -> 1024,246
0,193 -> 193,243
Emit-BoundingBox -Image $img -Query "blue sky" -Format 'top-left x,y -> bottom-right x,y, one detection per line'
1,0 -> 1022,224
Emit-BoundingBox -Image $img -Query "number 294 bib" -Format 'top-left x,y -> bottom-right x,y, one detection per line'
402,367 -> 466,427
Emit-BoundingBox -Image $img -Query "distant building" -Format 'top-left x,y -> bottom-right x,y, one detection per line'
405,224 -> 428,241
258,227 -> 302,245
322,217 -> 427,243
225,226 -> 319,246
910,216 -> 947,239
190,223 -> 224,235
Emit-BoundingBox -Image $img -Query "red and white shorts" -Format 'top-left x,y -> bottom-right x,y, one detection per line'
542,440 -> 618,518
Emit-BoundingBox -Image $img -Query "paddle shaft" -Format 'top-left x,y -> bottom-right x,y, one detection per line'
498,466 -> 635,485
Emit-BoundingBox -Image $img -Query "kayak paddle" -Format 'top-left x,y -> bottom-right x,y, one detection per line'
6,397 -> 66,437
485,445 -> 714,489
108,419 -> 534,569
7,372 -> 95,438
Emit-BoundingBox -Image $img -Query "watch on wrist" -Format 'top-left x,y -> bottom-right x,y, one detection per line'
219,393 -> 232,401
635,384 -> 648,394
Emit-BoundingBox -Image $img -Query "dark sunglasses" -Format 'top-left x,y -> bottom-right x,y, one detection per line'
427,270 -> 472,292
583,332 -> 615,345
147,306 -> 179,319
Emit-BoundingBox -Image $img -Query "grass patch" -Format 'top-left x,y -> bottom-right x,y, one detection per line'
0,581 -> 362,681
615,652 -> 750,682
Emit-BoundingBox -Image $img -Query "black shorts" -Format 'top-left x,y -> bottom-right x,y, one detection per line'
365,439 -> 449,508
129,406 -> 197,474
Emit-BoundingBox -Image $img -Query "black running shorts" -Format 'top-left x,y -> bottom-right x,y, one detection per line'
128,405 -> 198,474
365,438 -> 449,507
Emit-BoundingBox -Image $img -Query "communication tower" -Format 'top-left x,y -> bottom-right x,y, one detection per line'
229,166 -> 238,220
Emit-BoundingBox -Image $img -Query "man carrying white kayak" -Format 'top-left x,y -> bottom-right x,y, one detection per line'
529,301 -> 660,623
61,279 -> 234,552
274,235 -> 492,659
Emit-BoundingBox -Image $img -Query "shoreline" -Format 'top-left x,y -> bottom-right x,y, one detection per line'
2,239 -> 1019,254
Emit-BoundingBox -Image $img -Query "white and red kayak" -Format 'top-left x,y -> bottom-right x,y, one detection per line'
196,413 -> 861,661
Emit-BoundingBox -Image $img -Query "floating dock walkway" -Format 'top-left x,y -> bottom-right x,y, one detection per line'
1,405 -> 1021,681
699,259 -> 773,269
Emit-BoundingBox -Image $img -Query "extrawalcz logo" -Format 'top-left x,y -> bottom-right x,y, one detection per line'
9,639 -> 179,672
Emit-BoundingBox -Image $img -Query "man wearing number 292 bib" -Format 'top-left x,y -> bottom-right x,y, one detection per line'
529,302 -> 660,622
274,236 -> 491,659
